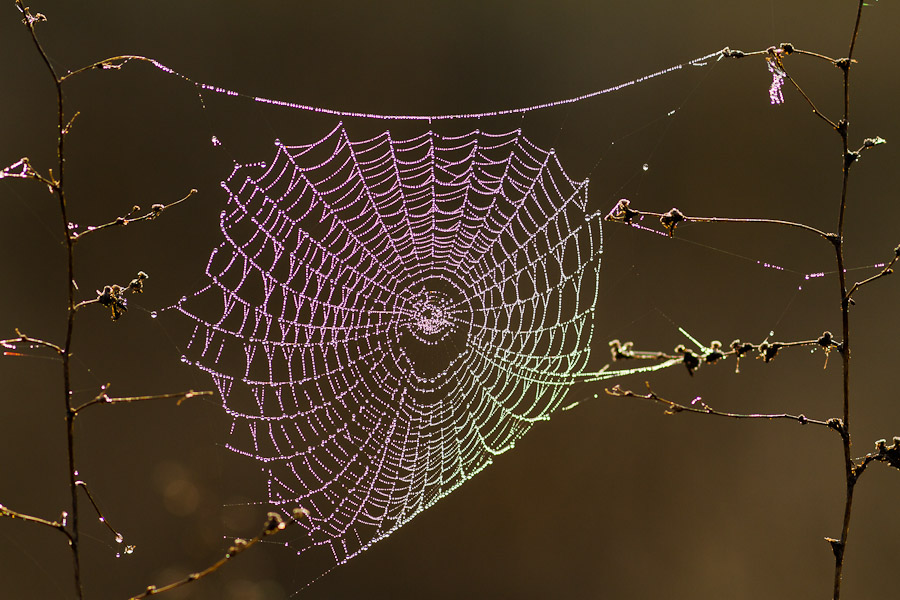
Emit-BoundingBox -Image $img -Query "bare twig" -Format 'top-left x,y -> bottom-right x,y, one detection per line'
605,382 -> 834,428
73,388 -> 213,415
0,502 -> 73,542
844,245 -> 899,303
15,2 -> 85,595
830,3 -> 867,598
128,508 -> 310,599
1,329 -> 64,355
71,189 -> 198,241
610,331 -> 839,377
605,199 -> 832,240
60,54 -> 170,82
75,481 -> 123,543
73,272 -> 149,320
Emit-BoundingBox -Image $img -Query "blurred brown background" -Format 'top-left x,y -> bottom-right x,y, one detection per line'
1,1 -> 899,598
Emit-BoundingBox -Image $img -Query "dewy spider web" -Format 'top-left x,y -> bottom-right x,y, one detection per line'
162,51 -> 722,582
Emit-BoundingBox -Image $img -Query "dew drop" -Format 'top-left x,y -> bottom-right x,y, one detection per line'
642,163 -> 649,171
115,533 -> 124,544
180,356 -> 188,363
769,331 -> 775,337
211,135 -> 221,146
150,311 -> 158,319
592,393 -> 599,399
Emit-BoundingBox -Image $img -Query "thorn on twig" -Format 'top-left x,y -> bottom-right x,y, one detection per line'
660,208 -> 686,237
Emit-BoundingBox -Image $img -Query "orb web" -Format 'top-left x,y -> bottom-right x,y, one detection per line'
171,123 -> 678,575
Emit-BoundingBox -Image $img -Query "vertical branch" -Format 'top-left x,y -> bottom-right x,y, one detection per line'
16,2 -> 83,597
832,2 -> 866,599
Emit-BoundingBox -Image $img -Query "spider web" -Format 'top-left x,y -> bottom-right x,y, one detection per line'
170,121 -> 680,574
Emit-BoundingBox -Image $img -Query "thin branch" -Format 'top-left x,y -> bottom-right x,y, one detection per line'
792,48 -> 840,63
1,329 -> 64,355
128,508 -> 310,599
610,332 -> 838,376
605,382 -> 834,428
73,272 -> 150,320
75,481 -> 122,543
15,2 -> 85,596
722,44 -> 838,64
845,246 -> 899,303
605,199 -> 832,240
831,3 -> 867,598
0,157 -> 55,189
71,189 -> 198,241
782,70 -> 840,130
0,502 -> 73,543
60,55 -> 168,83
73,389 -> 213,415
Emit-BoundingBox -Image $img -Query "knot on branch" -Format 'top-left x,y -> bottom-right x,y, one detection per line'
827,418 -> 848,439
17,4 -> 47,26
779,42 -> 794,54
96,285 -> 128,320
872,437 -> 900,470
704,340 -> 725,364
674,344 -> 700,376
825,537 -> 844,561
605,199 -> 639,224
721,47 -> 745,59
609,339 -> 634,361
730,339 -> 754,357
128,271 -> 149,294
759,341 -> 783,363
227,538 -> 249,557
660,207 -> 686,236
95,271 -> 150,320
817,331 -> 834,348
263,512 -> 286,535
834,57 -> 852,71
